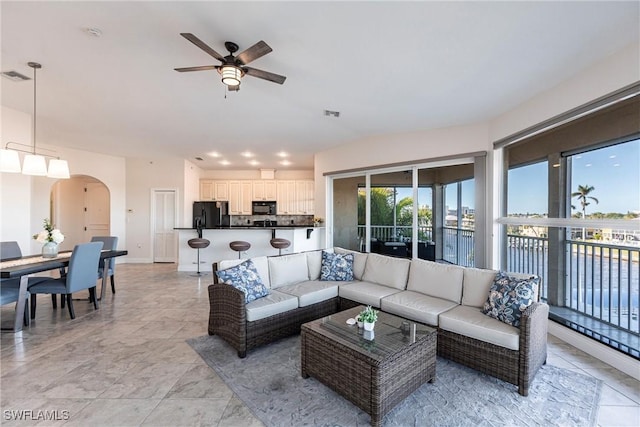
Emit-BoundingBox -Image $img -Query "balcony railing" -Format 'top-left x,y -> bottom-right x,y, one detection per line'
506,234 -> 639,337
357,225 -> 433,243
443,227 -> 475,267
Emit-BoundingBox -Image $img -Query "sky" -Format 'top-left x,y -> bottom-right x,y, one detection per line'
508,139 -> 639,215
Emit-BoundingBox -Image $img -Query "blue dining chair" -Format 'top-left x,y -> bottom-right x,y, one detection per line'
0,241 -> 30,327
91,236 -> 118,296
28,241 -> 103,320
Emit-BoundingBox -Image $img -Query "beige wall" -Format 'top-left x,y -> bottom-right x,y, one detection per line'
1,106 -> 126,255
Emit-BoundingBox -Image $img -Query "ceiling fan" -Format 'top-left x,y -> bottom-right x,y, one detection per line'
174,33 -> 286,91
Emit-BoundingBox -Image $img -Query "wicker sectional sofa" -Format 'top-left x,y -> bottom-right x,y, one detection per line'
209,247 -> 548,396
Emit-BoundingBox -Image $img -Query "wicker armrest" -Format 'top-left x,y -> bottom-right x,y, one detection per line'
517,301 -> 549,395
208,282 -> 247,343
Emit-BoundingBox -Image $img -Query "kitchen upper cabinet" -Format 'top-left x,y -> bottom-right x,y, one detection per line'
276,180 -> 297,214
252,180 -> 277,201
229,181 -> 252,215
295,180 -> 315,215
200,180 -> 229,201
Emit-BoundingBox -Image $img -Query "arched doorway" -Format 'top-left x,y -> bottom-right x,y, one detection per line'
51,175 -> 110,251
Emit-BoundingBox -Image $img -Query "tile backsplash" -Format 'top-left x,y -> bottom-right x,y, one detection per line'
231,215 -> 314,227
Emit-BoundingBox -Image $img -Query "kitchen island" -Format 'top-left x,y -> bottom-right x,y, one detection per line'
175,226 -> 326,273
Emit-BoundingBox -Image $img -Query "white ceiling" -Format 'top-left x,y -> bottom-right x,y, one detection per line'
1,1 -> 638,171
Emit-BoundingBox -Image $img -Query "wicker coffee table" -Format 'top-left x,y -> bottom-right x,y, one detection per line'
301,306 -> 437,427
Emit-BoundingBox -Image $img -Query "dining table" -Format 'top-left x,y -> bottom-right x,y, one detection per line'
0,248 -> 128,332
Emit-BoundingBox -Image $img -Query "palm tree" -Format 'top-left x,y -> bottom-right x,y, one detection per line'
571,185 -> 599,219
571,184 -> 598,240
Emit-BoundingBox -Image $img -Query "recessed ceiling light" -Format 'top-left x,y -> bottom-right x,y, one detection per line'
609,155 -> 617,159
248,160 -> 260,166
84,27 -> 102,37
219,160 -> 230,166
280,160 -> 291,166
277,151 -> 288,158
241,151 -> 253,158
585,163 -> 592,167
208,151 -> 221,158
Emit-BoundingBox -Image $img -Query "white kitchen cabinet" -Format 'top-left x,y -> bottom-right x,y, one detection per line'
295,180 -> 315,215
252,180 -> 277,201
229,181 -> 253,215
276,180 -> 297,214
200,180 -> 229,201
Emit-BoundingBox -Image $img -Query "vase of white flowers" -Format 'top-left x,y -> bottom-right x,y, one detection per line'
34,218 -> 64,258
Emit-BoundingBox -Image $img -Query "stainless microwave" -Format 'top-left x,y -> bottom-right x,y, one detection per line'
252,201 -> 277,215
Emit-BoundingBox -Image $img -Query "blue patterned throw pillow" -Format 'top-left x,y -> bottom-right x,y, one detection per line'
482,272 -> 538,327
216,259 -> 269,304
320,251 -> 354,281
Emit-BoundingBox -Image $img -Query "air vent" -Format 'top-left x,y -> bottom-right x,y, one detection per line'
1,71 -> 31,82
195,157 -> 204,161
324,110 -> 340,118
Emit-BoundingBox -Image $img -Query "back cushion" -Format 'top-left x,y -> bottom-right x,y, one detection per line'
407,259 -> 464,303
361,253 -> 410,290
462,267 -> 499,307
334,247 -> 368,280
268,253 -> 309,289
219,256 -> 271,288
306,250 -> 324,280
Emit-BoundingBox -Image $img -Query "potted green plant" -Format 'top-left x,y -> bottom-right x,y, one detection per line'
359,305 -> 378,331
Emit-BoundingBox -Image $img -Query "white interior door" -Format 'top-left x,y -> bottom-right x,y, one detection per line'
84,182 -> 110,241
153,190 -> 177,263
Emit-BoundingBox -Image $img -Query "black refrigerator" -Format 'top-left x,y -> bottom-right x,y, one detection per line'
193,201 -> 230,229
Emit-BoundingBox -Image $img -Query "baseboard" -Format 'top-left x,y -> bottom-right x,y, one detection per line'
548,320 -> 640,381
120,257 -> 153,263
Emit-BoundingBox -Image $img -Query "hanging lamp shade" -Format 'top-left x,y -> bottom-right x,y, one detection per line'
0,149 -> 21,173
22,153 -> 48,176
47,159 -> 70,179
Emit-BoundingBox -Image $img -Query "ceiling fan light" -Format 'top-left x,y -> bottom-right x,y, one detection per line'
47,159 -> 70,179
22,154 -> 48,176
0,149 -> 22,173
221,65 -> 242,86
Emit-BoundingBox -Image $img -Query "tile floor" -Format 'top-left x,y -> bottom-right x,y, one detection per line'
1,263 -> 638,426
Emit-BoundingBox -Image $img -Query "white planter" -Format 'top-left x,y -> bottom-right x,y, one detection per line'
357,320 -> 364,329
363,321 -> 375,331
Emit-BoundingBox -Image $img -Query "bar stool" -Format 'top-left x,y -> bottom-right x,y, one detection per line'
229,241 -> 251,259
270,238 -> 291,256
188,238 -> 210,276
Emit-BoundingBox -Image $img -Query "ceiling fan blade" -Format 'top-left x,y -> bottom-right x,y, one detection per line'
174,65 -> 219,72
244,67 -> 286,85
180,33 -> 225,62
236,41 -> 272,65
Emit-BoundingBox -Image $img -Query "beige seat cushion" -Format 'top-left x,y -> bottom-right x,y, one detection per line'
268,253 -> 309,289
439,305 -> 520,350
338,281 -> 401,308
306,250 -> 324,280
218,256 -> 271,288
277,280 -> 339,307
461,267 -> 498,307
245,290 -> 298,322
334,247 -> 368,280
361,253 -> 411,290
406,258 -> 464,303
381,291 -> 458,327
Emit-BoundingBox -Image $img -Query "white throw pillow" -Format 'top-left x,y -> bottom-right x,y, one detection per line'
268,253 -> 309,289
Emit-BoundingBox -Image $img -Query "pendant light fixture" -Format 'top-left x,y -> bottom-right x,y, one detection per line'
0,62 -> 70,178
